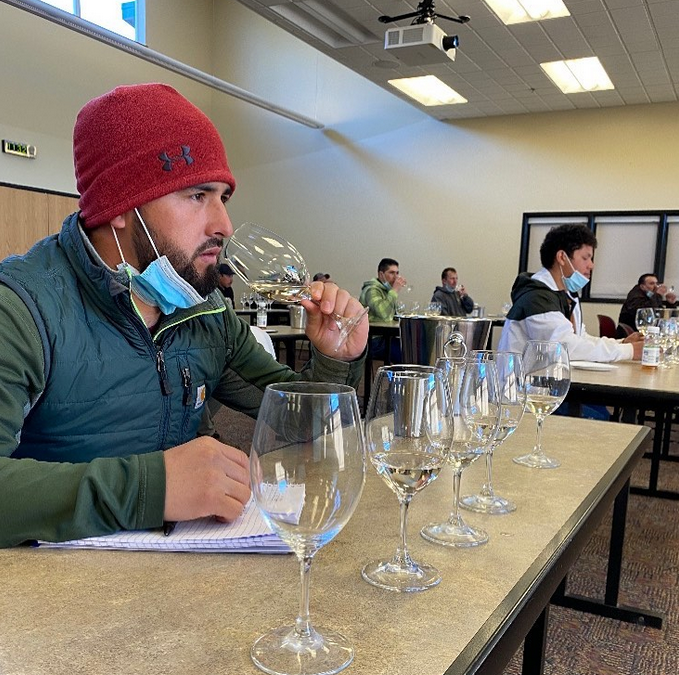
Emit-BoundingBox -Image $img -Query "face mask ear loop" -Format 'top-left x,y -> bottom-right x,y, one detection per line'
111,225 -> 127,266
134,208 -> 162,260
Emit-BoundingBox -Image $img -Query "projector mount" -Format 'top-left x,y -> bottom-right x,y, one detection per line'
378,0 -> 470,27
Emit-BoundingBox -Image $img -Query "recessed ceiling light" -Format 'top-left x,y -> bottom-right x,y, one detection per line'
484,0 -> 569,25
541,57 -> 614,93
388,76 -> 468,106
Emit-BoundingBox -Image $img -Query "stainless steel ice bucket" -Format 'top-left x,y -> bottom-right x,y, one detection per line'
399,316 -> 492,366
289,306 -> 307,329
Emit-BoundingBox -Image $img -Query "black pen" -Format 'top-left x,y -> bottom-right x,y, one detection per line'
163,521 -> 177,537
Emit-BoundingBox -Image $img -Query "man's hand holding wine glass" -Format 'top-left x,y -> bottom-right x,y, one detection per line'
302,280 -> 369,361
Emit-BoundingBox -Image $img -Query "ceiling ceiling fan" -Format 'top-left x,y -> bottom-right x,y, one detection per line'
378,0 -> 471,27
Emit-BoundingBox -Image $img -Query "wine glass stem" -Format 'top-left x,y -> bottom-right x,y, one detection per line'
294,555 -> 314,638
482,446 -> 496,498
395,497 -> 414,566
533,415 -> 545,458
449,469 -> 464,527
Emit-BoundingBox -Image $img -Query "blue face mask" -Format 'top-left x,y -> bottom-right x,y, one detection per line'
112,209 -> 206,315
646,290 -> 655,299
561,254 -> 589,293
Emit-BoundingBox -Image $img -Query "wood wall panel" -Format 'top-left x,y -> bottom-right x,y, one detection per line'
47,194 -> 79,235
0,186 -> 49,259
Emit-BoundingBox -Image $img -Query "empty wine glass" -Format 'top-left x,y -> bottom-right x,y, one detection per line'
226,222 -> 368,350
362,365 -> 448,592
635,307 -> 656,336
240,292 -> 249,310
250,382 -> 366,675
513,341 -> 570,470
460,351 -> 526,515
421,357 -> 500,547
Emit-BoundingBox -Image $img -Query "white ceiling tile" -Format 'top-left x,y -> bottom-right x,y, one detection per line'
234,0 -> 679,119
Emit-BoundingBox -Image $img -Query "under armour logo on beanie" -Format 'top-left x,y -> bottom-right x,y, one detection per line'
73,83 -> 236,228
159,146 -> 194,172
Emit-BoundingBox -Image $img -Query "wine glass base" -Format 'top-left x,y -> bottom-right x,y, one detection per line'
420,521 -> 488,548
251,624 -> 353,675
512,453 -> 560,469
361,558 -> 441,593
459,493 -> 517,515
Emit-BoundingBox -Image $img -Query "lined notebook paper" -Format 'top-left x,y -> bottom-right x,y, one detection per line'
39,491 -> 296,554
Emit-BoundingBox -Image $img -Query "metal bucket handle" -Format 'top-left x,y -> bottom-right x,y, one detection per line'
443,331 -> 467,359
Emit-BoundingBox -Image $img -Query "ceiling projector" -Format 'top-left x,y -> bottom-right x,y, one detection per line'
384,22 -> 457,66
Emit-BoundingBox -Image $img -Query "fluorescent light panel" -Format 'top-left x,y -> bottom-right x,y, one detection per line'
388,76 -> 467,106
541,57 -> 614,93
484,0 -> 569,25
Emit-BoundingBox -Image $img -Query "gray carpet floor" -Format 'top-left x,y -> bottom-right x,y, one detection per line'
212,402 -> 679,675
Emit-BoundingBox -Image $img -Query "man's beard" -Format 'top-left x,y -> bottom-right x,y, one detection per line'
132,214 -> 221,297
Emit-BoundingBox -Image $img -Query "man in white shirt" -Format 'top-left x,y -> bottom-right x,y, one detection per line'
499,224 -> 643,362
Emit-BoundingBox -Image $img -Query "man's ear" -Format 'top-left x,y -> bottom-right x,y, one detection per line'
110,214 -> 128,230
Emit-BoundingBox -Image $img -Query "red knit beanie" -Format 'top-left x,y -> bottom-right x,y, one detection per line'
73,83 -> 236,227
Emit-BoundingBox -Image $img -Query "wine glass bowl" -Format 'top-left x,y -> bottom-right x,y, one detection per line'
362,365 -> 448,593
250,382 -> 366,675
226,222 -> 367,349
512,341 -> 570,470
635,307 -> 656,336
420,357 -> 501,547
460,351 -> 526,515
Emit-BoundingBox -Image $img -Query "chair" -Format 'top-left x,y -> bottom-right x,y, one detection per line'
616,322 -> 635,338
597,314 -> 617,338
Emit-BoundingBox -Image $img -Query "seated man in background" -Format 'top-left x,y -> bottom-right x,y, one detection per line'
499,224 -> 643,362
499,224 -> 643,420
359,257 -> 406,361
618,273 -> 677,333
216,263 -> 236,307
431,267 -> 474,316
0,83 -> 367,548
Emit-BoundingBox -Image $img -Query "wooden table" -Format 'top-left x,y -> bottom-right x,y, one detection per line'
566,360 -> 679,500
0,417 -> 656,675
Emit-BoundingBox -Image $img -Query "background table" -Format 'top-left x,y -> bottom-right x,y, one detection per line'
0,417 -> 652,675
567,360 -> 679,499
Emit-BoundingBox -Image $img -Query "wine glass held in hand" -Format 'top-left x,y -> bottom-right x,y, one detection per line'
225,222 -> 368,356
362,365 -> 448,593
250,382 -> 366,675
512,341 -> 570,470
420,357 -> 501,548
460,351 -> 526,515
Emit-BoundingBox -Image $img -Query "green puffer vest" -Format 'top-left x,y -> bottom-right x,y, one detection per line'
0,213 -> 228,463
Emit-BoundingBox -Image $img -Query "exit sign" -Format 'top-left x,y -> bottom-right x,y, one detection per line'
2,139 -> 37,159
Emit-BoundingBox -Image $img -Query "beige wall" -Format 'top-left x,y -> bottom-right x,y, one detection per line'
0,0 -> 675,332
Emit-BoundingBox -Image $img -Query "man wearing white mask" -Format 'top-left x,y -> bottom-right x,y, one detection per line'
499,224 -> 643,362
0,83 -> 367,548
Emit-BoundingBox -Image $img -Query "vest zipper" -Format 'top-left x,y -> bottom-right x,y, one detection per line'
181,366 -> 192,406
156,348 -> 173,395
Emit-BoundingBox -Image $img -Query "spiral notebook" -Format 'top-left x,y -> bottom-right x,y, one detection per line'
38,487 -> 302,554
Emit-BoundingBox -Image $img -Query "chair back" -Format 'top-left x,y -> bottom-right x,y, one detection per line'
597,314 -> 617,338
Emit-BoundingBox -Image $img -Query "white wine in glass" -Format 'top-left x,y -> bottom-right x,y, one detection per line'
250,382 -> 366,675
362,365 -> 448,592
512,341 -> 570,470
226,222 -> 368,349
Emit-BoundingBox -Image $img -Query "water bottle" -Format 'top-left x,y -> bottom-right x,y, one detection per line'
641,325 -> 660,370
256,299 -> 268,328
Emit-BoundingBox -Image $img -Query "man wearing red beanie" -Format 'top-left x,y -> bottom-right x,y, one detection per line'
0,83 -> 368,548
